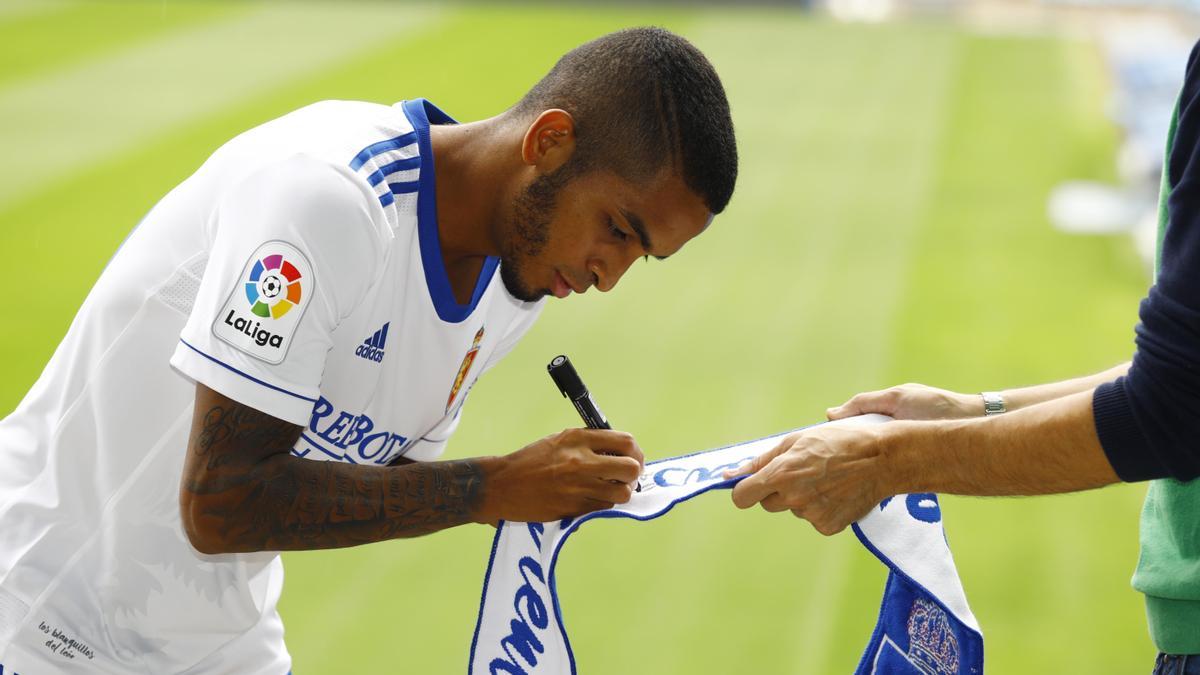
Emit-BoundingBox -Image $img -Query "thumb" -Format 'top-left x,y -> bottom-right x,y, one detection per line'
723,440 -> 788,479
723,458 -> 759,480
827,391 -> 888,420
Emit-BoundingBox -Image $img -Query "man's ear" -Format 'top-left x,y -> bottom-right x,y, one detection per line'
520,109 -> 576,174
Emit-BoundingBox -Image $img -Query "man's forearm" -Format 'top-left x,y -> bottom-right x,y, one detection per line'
183,452 -> 492,553
998,362 -> 1129,413
180,395 -> 496,553
884,389 -> 1120,497
183,455 -> 489,553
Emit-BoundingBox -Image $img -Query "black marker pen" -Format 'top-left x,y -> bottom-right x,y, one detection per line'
547,355 -> 609,429
547,355 -> 641,491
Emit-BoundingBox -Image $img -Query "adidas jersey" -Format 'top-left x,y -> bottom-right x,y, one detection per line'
0,99 -> 543,674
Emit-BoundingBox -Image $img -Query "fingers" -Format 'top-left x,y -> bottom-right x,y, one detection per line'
580,499 -> 617,513
593,455 -> 642,484
730,469 -> 776,510
723,434 -> 795,480
569,428 -> 645,467
722,456 -> 761,480
827,393 -> 869,420
791,506 -> 850,536
826,389 -> 892,420
593,479 -> 635,505
760,493 -> 791,513
570,481 -> 634,515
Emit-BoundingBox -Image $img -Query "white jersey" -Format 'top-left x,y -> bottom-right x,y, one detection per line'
0,99 -> 543,674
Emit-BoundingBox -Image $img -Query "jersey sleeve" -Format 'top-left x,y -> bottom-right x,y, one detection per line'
1093,40 -> 1200,482
170,154 -> 383,426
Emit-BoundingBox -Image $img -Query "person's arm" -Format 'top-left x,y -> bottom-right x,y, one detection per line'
824,362 -> 1130,421
1000,363 -> 1130,412
728,390 -> 1118,535
180,384 -> 643,554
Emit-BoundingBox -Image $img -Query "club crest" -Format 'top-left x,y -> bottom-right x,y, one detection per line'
907,598 -> 960,674
447,326 -> 485,412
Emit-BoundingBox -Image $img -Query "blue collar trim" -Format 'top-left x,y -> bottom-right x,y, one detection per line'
402,98 -> 500,324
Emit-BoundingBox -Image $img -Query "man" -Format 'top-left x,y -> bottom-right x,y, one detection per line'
729,40 -> 1200,673
0,28 -> 737,674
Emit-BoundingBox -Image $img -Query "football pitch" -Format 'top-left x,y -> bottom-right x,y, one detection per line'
0,2 -> 1157,672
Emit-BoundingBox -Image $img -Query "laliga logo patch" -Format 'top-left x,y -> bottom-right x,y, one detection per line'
212,241 -> 313,364
245,252 -> 303,319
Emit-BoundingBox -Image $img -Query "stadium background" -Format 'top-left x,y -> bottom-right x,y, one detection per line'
0,0 -> 1187,672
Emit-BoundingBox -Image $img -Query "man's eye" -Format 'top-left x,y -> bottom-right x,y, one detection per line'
607,216 -> 628,242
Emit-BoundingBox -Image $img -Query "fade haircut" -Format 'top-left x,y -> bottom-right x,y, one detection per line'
511,27 -> 738,214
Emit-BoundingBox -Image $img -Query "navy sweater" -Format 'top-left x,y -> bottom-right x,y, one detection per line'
1094,40 -> 1200,483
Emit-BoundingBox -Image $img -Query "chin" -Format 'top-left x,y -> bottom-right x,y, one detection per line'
498,260 -> 547,302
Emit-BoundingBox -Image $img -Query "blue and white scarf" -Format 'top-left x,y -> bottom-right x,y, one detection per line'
468,415 -> 983,674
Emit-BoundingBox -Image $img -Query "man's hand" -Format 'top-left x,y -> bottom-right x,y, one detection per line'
477,428 -> 644,523
725,422 -> 895,536
826,383 -> 979,421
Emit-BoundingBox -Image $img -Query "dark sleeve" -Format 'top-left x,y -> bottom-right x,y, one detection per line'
1093,40 -> 1200,483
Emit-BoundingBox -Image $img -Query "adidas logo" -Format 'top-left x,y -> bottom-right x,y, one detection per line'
355,322 -> 389,363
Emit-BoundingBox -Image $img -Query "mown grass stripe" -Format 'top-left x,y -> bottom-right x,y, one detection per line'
0,2 -> 443,210
0,0 -> 71,22
0,1 -> 244,89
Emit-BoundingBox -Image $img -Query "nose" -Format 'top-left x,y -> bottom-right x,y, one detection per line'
588,251 -> 638,293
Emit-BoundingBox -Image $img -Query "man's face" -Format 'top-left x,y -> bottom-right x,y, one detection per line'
497,167 -> 713,302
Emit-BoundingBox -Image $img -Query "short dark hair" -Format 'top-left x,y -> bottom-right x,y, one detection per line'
512,27 -> 738,214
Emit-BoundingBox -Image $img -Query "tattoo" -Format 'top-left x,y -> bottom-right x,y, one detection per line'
185,404 -> 299,494
182,391 -> 485,552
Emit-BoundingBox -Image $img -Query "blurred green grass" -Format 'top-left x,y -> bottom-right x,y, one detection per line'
0,2 -> 1155,672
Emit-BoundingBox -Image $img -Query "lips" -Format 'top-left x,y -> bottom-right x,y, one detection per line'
552,270 -> 572,299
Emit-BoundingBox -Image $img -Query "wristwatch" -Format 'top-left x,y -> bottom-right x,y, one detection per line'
981,391 -> 1006,416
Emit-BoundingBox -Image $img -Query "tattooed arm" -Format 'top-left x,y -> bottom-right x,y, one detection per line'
179,384 -> 644,554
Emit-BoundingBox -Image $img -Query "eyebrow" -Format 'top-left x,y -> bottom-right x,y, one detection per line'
620,208 -> 669,261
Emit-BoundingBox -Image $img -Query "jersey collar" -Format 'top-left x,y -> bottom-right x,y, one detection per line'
402,98 -> 500,324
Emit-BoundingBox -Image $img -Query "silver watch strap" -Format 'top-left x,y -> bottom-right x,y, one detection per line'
981,391 -> 1006,416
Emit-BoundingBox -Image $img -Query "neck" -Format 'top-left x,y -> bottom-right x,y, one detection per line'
428,117 -> 515,265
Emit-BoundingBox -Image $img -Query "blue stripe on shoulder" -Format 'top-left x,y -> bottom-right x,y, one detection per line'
365,155 -> 422,187
388,181 -> 420,195
349,131 -> 418,171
